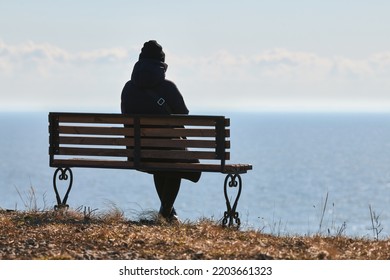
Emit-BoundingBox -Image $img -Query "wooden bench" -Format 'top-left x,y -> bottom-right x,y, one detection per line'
48,112 -> 252,227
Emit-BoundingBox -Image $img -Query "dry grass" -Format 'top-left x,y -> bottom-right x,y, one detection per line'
1,209 -> 390,260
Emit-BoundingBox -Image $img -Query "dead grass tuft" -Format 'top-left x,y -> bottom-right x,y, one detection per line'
0,209 -> 389,260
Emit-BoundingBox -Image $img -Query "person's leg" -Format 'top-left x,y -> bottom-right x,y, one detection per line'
153,173 -> 165,203
153,173 -> 181,219
161,175 -> 181,214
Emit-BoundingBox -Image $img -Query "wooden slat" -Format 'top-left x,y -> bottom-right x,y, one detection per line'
51,159 -> 251,173
52,113 -> 230,126
141,138 -> 217,149
59,136 -> 133,146
58,126 -> 134,136
53,146 -> 229,160
141,163 -> 252,173
140,150 -> 229,160
138,162 -> 224,172
141,128 -> 217,137
51,159 -> 134,169
140,117 -> 220,126
58,147 -> 132,157
53,121 -> 229,137
222,164 -> 253,174
57,114 -> 135,125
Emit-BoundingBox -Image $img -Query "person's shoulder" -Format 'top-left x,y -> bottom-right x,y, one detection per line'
121,80 -> 137,98
123,79 -> 137,90
162,79 -> 180,92
163,79 -> 178,87
123,79 -> 133,87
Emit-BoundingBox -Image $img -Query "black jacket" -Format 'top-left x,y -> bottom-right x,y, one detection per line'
121,59 -> 189,115
120,58 -> 200,182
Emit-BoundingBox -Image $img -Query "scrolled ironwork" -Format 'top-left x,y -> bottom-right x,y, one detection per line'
53,167 -> 73,210
222,173 -> 242,228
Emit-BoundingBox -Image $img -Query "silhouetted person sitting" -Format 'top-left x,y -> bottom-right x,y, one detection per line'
121,40 -> 200,222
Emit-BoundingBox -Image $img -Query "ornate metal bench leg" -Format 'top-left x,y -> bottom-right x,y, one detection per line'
222,173 -> 242,228
53,167 -> 73,210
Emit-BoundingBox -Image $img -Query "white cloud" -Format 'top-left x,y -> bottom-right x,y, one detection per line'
0,40 -> 133,111
0,40 -> 130,75
2,40 -> 389,82
170,48 -> 390,83
1,40 -> 390,112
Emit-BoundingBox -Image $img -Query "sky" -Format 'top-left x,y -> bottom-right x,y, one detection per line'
1,0 -> 390,113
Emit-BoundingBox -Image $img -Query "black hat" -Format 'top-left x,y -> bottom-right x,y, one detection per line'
139,40 -> 165,62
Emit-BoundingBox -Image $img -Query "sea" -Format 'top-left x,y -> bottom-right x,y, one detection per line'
1,111 -> 390,238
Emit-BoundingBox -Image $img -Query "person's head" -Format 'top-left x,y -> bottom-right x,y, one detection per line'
139,40 -> 165,62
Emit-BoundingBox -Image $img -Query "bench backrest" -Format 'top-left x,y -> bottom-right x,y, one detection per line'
49,113 -> 230,173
